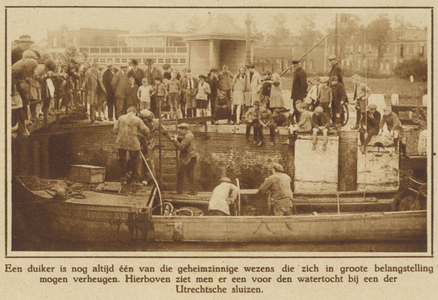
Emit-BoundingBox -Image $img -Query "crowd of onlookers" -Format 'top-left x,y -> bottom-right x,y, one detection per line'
11,35 -> 409,157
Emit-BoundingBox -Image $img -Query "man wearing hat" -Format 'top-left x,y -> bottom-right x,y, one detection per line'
12,35 -> 34,65
208,177 -> 239,216
143,59 -> 163,116
111,63 -> 130,119
127,59 -> 145,87
171,123 -> 199,195
257,163 -> 293,216
290,58 -> 308,123
103,60 -> 117,120
359,103 -> 381,154
113,106 -> 150,184
327,54 -> 344,85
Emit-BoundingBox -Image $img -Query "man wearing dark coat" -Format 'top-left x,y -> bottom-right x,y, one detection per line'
143,59 -> 163,116
127,59 -> 145,87
111,63 -> 129,119
327,54 -> 344,85
290,59 -> 308,123
12,35 -> 34,65
103,61 -> 116,121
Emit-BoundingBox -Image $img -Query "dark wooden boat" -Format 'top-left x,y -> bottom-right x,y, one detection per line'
14,176 -> 426,244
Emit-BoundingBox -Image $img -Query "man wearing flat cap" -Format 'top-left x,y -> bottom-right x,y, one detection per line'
12,35 -> 35,65
171,123 -> 199,195
290,58 -> 308,124
359,103 -> 381,154
257,162 -> 293,216
208,177 -> 239,216
103,60 -> 117,120
327,54 -> 344,85
111,63 -> 130,119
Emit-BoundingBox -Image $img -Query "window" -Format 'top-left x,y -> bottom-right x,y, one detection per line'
308,60 -> 314,70
158,58 -> 164,63
114,58 -> 121,63
172,58 -> 178,64
165,58 -> 171,63
100,58 -> 105,63
180,58 -> 186,64
93,58 -> 99,63
52,37 -> 57,48
121,58 -> 127,63
420,45 -> 425,56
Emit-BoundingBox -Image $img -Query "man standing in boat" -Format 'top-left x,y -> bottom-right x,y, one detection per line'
208,177 -> 239,216
171,123 -> 199,195
113,106 -> 150,184
257,163 -> 293,216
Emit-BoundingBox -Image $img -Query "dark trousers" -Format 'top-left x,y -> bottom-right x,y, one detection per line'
107,94 -> 116,119
360,127 -> 379,147
187,108 -> 196,118
151,95 -> 158,117
180,94 -> 186,118
209,96 -> 216,117
268,124 -> 276,142
246,120 -> 263,142
118,149 -> 141,182
177,157 -> 197,193
116,97 -> 126,119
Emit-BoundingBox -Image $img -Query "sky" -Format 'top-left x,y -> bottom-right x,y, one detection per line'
7,7 -> 431,46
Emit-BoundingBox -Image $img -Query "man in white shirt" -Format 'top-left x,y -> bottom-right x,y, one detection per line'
208,177 -> 239,216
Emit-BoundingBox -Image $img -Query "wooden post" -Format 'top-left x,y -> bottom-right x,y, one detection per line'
338,130 -> 358,191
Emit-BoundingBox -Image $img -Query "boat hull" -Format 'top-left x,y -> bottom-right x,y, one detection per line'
149,211 -> 427,243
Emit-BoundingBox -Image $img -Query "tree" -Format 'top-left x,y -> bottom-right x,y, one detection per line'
366,15 -> 392,69
298,15 -> 323,52
271,13 -> 291,45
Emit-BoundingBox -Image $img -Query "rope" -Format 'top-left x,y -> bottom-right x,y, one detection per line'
140,151 -> 163,215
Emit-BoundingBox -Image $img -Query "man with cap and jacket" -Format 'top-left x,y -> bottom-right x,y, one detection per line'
111,63 -> 129,119
208,177 -> 239,216
103,60 -> 117,121
171,123 -> 199,195
327,54 -> 344,85
290,58 -> 308,124
257,163 -> 293,216
113,106 -> 150,184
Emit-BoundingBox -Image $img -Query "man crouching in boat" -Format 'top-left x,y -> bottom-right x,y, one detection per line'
208,177 -> 239,216
113,106 -> 150,184
170,123 -> 199,195
257,163 -> 293,216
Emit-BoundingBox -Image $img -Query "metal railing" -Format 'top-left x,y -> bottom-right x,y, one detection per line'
78,46 -> 187,54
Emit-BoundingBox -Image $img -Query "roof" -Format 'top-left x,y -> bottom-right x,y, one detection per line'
184,14 -> 254,41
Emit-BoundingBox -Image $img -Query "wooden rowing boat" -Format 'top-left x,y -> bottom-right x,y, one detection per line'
13,176 -> 426,245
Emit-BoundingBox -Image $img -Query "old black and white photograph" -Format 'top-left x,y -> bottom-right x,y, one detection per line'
5,6 -> 432,255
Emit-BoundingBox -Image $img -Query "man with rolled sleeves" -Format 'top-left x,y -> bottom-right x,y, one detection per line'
171,123 -> 199,195
257,163 -> 293,216
208,177 -> 239,216
290,58 -> 308,124
111,63 -> 129,119
113,106 -> 150,184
